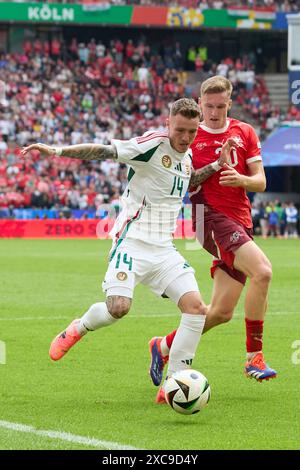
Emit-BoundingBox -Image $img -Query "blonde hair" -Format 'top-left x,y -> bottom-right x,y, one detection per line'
200,75 -> 233,98
170,98 -> 201,119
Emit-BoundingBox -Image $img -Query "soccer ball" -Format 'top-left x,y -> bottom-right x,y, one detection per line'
164,369 -> 211,415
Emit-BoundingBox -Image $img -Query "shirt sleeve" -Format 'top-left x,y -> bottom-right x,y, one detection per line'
112,132 -> 166,165
246,125 -> 262,165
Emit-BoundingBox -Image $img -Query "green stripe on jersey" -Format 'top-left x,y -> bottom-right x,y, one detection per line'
109,203 -> 145,261
128,167 -> 135,182
132,145 -> 160,162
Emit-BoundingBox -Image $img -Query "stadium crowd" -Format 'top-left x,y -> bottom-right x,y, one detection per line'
117,0 -> 300,11
252,200 -> 299,238
0,36 -> 297,219
4,1 -> 300,12
0,37 -> 189,216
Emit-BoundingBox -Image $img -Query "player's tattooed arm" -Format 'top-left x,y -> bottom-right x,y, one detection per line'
189,163 -> 220,189
59,144 -> 118,161
21,143 -> 118,161
188,137 -> 242,190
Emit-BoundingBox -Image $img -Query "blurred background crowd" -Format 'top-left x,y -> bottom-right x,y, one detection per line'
0,37 -> 297,214
0,1 -> 299,235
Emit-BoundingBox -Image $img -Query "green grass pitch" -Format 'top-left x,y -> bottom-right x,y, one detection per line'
0,238 -> 299,450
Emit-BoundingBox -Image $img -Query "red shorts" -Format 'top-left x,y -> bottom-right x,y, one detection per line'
194,207 -> 253,285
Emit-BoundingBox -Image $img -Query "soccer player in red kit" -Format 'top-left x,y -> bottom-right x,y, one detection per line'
149,75 -> 277,403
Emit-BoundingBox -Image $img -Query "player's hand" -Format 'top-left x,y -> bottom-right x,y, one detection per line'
218,137 -> 242,167
21,143 -> 56,157
219,163 -> 245,187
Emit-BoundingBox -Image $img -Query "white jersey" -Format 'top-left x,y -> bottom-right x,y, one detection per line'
111,131 -> 193,248
286,207 -> 298,223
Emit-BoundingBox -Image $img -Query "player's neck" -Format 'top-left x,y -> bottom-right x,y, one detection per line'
200,119 -> 230,134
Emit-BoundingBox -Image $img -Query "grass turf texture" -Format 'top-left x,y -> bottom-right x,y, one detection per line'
0,238 -> 299,450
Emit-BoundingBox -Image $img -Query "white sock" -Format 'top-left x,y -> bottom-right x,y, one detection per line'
77,302 -> 117,335
160,337 -> 169,357
167,313 -> 206,378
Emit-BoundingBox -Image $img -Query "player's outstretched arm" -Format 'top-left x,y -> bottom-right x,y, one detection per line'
21,143 -> 118,161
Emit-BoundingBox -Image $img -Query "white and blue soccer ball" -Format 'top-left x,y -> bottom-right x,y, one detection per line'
164,369 -> 211,415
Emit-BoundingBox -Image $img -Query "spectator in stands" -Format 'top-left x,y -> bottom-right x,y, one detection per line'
258,202 -> 268,238
187,46 -> 197,71
216,60 -> 229,77
267,204 -> 280,237
69,37 -> 79,60
251,202 -> 260,234
285,202 -> 299,238
275,201 -> 287,237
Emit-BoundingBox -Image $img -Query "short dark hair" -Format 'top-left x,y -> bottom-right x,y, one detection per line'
170,98 -> 201,119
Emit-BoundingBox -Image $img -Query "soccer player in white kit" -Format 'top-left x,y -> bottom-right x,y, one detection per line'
21,98 -> 229,391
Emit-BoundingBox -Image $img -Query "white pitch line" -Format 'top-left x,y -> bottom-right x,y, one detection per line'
0,312 -> 297,322
0,420 -> 139,450
0,314 -> 178,321
230,312 -> 298,317
0,316 -> 70,321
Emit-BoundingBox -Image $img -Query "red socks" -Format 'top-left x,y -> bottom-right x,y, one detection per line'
165,329 -> 177,350
245,318 -> 264,353
166,320 -> 264,355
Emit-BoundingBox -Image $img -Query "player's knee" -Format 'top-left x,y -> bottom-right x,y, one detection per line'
186,299 -> 207,316
178,290 -> 207,315
211,307 -> 234,324
219,310 -> 233,323
254,263 -> 273,286
106,296 -> 131,319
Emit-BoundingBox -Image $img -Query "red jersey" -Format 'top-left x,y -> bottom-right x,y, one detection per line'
189,118 -> 262,228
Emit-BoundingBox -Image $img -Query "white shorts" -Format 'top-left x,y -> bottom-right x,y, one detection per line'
102,238 -> 199,304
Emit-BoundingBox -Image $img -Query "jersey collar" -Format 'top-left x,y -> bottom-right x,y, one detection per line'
199,119 -> 230,134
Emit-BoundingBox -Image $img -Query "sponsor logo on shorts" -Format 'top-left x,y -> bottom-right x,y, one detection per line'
116,272 -> 128,281
162,155 -> 172,168
230,231 -> 242,243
